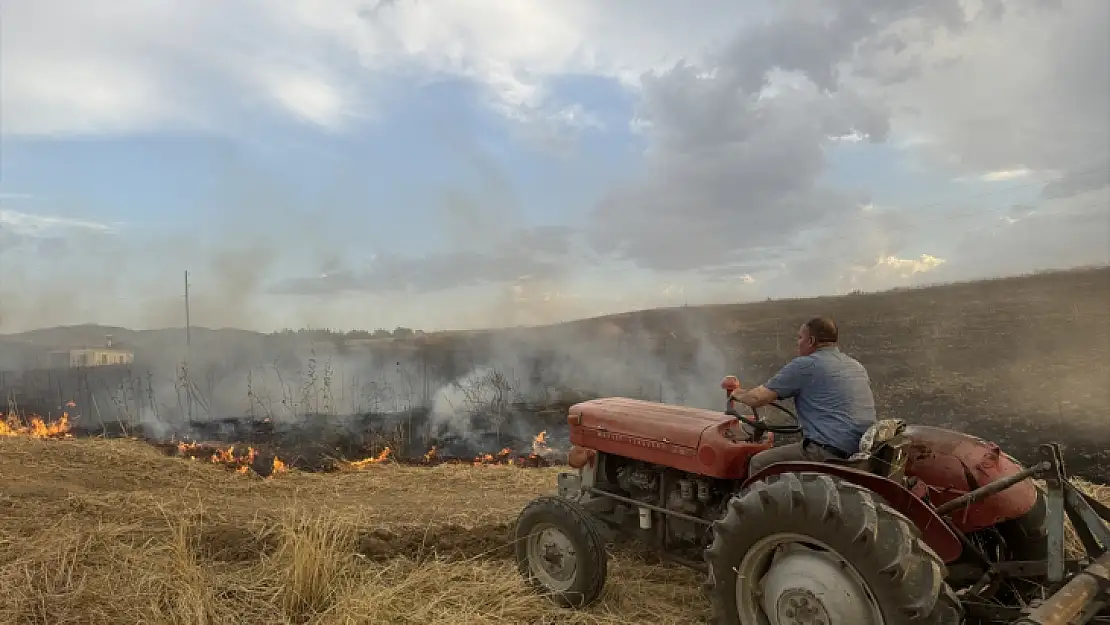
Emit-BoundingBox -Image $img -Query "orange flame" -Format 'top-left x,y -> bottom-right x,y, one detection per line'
472,447 -> 519,466
348,447 -> 392,469
0,412 -> 72,438
174,441 -> 285,478
532,430 -> 551,456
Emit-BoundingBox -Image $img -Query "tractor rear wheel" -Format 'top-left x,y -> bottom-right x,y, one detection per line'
513,495 -> 608,609
705,472 -> 962,625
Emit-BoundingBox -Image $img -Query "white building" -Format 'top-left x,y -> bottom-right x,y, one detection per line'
47,335 -> 135,368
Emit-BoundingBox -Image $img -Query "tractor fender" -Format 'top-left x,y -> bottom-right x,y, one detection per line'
743,461 -> 964,563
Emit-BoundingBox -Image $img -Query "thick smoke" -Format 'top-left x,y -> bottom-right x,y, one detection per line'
0,306 -> 738,454
425,318 -> 730,437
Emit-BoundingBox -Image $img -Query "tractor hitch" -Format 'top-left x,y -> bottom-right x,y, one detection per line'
987,443 -> 1110,625
1008,444 -> 1110,625
1012,552 -> 1109,625
925,442 -> 1109,624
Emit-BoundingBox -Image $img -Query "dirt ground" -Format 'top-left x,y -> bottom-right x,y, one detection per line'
2,436 -> 1108,625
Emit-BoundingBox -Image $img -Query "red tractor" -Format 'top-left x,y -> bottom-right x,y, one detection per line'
512,381 -> 1110,624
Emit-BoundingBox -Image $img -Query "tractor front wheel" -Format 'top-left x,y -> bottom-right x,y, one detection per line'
705,472 -> 962,625
513,495 -> 608,609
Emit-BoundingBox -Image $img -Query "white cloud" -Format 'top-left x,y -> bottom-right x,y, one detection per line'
548,104 -> 604,130
867,0 -> 1108,187
876,254 -> 946,276
4,57 -> 184,136
1,0 -> 1107,332
1,0 -> 746,136
0,208 -> 116,235
835,254 -> 946,293
829,131 -> 869,143
981,168 -> 1033,182
266,74 -> 351,129
660,283 -> 685,298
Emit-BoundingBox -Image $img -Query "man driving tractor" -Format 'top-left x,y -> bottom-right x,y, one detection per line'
725,316 -> 877,474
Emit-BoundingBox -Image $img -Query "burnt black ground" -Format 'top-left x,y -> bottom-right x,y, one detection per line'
74,403 -> 571,472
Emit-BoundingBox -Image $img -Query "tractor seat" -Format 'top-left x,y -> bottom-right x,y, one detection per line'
824,455 -> 873,471
822,419 -> 910,479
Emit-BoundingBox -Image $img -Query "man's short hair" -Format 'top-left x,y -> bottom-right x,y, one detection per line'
805,316 -> 838,344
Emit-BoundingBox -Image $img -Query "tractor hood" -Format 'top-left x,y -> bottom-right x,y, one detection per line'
568,397 -> 733,450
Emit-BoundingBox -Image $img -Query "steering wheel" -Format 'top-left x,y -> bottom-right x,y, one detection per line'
725,397 -> 803,437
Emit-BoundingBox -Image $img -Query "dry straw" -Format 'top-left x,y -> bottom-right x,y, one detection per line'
0,436 -> 1105,625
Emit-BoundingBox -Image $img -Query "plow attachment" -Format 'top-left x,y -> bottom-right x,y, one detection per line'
952,444 -> 1110,625
1014,552 -> 1109,625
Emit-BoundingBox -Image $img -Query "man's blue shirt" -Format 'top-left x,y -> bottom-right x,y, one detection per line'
763,346 -> 876,454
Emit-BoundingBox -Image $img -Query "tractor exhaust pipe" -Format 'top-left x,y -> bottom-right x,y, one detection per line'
1012,551 -> 1110,625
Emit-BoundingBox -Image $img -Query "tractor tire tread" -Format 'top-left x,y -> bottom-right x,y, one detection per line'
513,495 -> 608,609
704,472 -> 962,625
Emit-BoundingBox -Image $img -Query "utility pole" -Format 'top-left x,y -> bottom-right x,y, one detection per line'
184,270 -> 192,421
184,270 -> 192,348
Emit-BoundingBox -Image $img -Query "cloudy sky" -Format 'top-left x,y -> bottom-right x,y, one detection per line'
1,0 -> 1107,333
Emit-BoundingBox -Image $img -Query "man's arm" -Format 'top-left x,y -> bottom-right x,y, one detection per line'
732,385 -> 779,408
732,357 -> 813,407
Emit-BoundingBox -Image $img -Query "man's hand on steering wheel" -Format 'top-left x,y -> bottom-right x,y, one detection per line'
720,376 -> 803,435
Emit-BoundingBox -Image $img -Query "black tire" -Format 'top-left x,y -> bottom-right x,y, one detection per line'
513,495 -> 608,609
978,484 -> 1050,606
704,472 -> 963,625
994,484 -> 1048,561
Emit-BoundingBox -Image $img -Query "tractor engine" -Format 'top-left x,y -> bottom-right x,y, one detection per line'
611,459 -> 729,552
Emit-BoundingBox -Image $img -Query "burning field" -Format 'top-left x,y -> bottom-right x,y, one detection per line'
0,416 -> 706,625
158,430 -> 556,478
0,410 -> 73,438
3,409 -> 1109,625
2,402 -> 562,476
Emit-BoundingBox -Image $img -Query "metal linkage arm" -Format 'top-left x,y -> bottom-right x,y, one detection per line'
1011,443 -> 1110,625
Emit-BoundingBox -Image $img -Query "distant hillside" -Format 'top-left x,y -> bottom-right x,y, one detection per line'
1,324 -> 261,350
5,266 -> 1108,354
